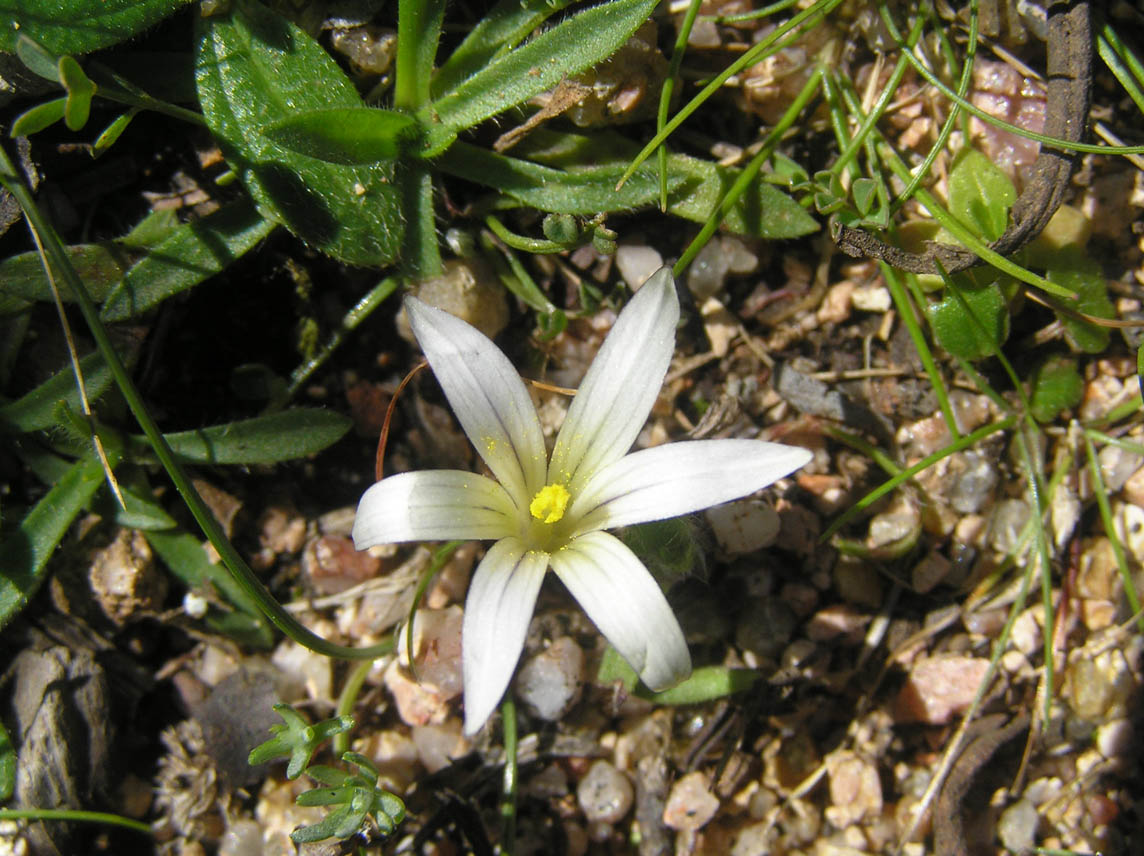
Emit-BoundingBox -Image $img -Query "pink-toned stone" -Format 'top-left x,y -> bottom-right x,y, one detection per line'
383,659 -> 452,727
411,720 -> 470,773
302,534 -> 381,595
825,750 -> 883,828
663,771 -> 719,831
894,656 -> 991,725
806,604 -> 870,644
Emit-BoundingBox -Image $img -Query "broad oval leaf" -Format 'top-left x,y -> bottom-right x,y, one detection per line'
0,0 -> 190,55
262,108 -> 420,165
426,0 -> 658,135
195,0 -> 403,266
948,148 -> 1016,242
1029,354 -> 1083,423
927,275 -> 1010,361
1044,247 -> 1114,354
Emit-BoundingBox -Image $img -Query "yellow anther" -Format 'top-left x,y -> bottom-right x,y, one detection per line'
529,483 -> 570,524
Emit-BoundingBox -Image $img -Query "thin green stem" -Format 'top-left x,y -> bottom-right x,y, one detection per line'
822,415 -> 1015,540
499,696 -> 519,856
618,0 -> 846,188
885,0 -> 977,206
484,215 -> 569,255
88,62 -> 206,127
831,8 -> 926,178
401,163 -> 443,279
675,65 -> 823,275
658,0 -> 702,210
834,81 -> 1078,299
288,277 -> 398,399
881,263 -> 959,436
0,142 -> 392,662
394,0 -> 446,111
333,659 -> 375,758
882,16 -> 1144,156
1098,23 -> 1144,118
1083,429 -> 1144,631
404,541 -> 464,682
0,808 -> 151,835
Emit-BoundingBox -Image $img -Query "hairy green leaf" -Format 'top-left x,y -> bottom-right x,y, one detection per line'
261,108 -> 420,165
515,130 -> 817,238
159,409 -> 352,464
195,0 -> 403,266
0,352 -> 112,433
438,142 -> 677,213
0,717 -> 14,802
102,200 -> 275,321
0,242 -> 129,303
0,451 -> 114,630
432,0 -> 574,98
0,0 -> 190,55
426,0 -> 658,135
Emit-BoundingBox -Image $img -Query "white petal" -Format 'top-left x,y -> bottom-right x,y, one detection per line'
549,530 -> 689,691
548,267 -> 678,494
352,470 -> 517,548
462,537 -> 549,734
570,439 -> 812,533
407,297 -> 547,504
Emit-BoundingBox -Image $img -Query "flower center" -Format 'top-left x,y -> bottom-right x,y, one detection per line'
529,483 -> 570,524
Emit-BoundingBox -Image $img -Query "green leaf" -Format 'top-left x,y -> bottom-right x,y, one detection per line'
438,141 -> 678,213
195,0 -> 403,266
0,0 -> 190,55
10,97 -> 67,137
93,110 -> 138,157
15,35 -> 61,81
1029,354 -> 1083,422
515,130 -> 818,238
947,148 -> 1017,242
597,647 -> 759,704
0,241 -> 129,303
426,0 -> 658,135
1044,247 -> 1114,354
145,529 -> 273,648
0,351 -> 112,433
432,0 -> 574,98
0,717 -> 14,802
261,108 -> 420,165
157,409 -> 352,465
0,450 -> 114,630
59,55 -> 95,131
101,199 -> 275,321
927,275 -> 1010,361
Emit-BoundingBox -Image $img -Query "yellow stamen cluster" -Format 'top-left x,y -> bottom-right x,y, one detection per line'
529,483 -> 570,524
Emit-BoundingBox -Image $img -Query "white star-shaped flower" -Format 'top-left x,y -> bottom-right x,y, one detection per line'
353,267 -> 812,734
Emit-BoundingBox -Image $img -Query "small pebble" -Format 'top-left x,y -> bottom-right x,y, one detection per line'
515,636 -> 585,721
825,751 -> 883,829
615,245 -> 664,292
997,798 -> 1039,853
735,597 -> 797,661
706,501 -> 780,553
850,283 -> 891,312
406,257 -> 508,339
948,451 -> 998,514
302,534 -> 381,595
867,497 -> 920,549
411,720 -> 470,773
577,761 -> 633,824
894,656 -> 990,724
662,771 -> 719,831
1100,445 -> 1143,493
989,498 -> 1031,555
911,550 -> 951,594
